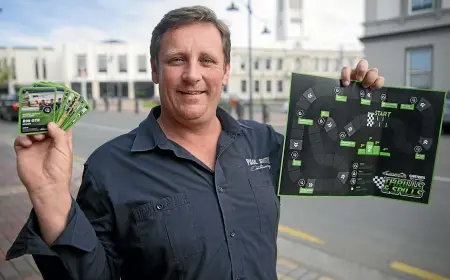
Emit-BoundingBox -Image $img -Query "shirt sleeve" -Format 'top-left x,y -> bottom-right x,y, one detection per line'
6,165 -> 122,280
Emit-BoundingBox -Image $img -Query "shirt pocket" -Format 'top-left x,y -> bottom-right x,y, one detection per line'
248,171 -> 280,238
131,192 -> 205,263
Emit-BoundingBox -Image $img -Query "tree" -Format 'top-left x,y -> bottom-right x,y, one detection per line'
0,65 -> 11,86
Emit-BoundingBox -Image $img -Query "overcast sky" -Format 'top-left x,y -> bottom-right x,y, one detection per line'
0,0 -> 365,51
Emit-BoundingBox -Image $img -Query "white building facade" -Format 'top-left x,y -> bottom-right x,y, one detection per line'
0,41 -> 362,101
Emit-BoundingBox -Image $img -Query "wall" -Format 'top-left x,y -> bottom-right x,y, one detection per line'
363,28 -> 450,91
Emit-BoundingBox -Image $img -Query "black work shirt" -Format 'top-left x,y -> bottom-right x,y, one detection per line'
6,105 -> 284,280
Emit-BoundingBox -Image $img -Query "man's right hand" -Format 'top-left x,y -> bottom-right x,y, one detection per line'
15,122 -> 73,196
14,122 -> 74,245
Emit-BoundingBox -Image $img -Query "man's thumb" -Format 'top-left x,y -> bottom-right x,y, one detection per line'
47,122 -> 69,147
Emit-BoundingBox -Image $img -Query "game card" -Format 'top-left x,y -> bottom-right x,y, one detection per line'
18,86 -> 57,135
32,81 -> 67,122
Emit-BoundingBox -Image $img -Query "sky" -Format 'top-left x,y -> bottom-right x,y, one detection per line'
0,0 -> 365,51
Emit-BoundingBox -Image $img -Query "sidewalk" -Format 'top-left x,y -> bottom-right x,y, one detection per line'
0,141 -> 335,280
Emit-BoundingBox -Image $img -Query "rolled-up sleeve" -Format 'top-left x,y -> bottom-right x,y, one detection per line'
6,165 -> 122,280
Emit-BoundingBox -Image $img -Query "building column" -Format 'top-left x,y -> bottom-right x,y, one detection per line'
8,81 -> 15,94
128,81 -> 135,99
92,80 -> 100,100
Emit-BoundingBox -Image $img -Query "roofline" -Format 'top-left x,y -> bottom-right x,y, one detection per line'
0,46 -> 54,50
359,23 -> 450,42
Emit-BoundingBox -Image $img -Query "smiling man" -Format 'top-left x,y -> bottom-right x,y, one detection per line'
7,5 -> 385,280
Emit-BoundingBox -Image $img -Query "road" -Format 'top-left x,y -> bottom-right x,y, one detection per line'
1,111 -> 450,280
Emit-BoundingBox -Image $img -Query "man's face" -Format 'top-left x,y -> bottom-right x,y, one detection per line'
152,22 -> 230,122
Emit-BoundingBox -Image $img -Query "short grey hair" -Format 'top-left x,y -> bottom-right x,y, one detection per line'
150,5 -> 231,68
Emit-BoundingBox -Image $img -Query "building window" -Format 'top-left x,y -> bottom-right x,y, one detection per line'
241,80 -> 247,92
138,55 -> 147,73
409,0 -> 434,13
266,80 -> 272,92
35,58 -> 39,79
43,58 -> 47,79
406,46 -> 433,89
254,59 -> 259,70
255,80 -> 260,92
277,58 -> 283,70
118,55 -> 127,73
98,55 -> 107,73
266,58 -> 271,70
240,61 -> 245,70
76,54 -> 87,76
277,80 -> 283,92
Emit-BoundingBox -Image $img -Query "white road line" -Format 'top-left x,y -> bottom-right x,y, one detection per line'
76,122 -> 130,133
435,176 -> 450,183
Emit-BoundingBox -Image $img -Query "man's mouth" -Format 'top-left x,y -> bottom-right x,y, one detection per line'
177,90 -> 206,95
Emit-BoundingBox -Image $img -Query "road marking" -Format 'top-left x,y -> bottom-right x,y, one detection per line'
278,225 -> 325,245
390,261 -> 450,280
73,154 -> 85,162
0,185 -> 27,197
277,257 -> 299,269
276,273 -> 295,280
76,122 -> 130,133
435,176 -> 450,183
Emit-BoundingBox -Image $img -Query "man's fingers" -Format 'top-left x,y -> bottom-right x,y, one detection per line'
66,129 -> 73,151
14,135 -> 32,150
371,76 -> 385,89
341,66 -> 352,86
355,59 -> 369,81
47,122 -> 69,149
31,134 -> 46,141
362,68 -> 379,88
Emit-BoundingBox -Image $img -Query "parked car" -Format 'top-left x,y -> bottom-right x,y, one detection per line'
0,93 -> 19,121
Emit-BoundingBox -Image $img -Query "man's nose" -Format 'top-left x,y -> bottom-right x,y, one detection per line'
182,62 -> 202,83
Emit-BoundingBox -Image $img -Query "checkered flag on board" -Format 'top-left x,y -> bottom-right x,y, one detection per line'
373,176 -> 385,189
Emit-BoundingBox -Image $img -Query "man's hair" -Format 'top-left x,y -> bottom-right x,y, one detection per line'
150,5 -> 231,68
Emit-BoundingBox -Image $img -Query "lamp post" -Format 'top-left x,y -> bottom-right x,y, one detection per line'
227,1 -> 270,121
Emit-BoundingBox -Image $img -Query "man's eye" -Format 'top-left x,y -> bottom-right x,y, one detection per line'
202,58 -> 214,64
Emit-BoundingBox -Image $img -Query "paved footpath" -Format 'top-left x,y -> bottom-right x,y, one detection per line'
0,139 -> 339,280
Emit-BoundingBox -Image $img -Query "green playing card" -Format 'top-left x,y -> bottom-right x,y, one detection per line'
18,86 -> 57,135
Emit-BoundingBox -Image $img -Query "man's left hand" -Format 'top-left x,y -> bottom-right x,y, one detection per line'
341,59 -> 385,89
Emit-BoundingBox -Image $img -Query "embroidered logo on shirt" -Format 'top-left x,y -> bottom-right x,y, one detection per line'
246,157 -> 271,171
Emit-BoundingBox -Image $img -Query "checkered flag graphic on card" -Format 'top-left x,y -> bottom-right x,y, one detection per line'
367,112 -> 375,127
372,176 -> 385,190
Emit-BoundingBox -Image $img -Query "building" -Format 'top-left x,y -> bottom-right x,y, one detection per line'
227,46 -> 362,101
0,41 -> 362,101
360,0 -> 450,92
275,0 -> 305,48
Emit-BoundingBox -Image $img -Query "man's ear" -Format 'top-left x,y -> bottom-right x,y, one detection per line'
151,59 -> 159,84
222,63 -> 230,87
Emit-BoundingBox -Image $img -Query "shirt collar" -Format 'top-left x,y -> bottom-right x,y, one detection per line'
130,105 -> 245,152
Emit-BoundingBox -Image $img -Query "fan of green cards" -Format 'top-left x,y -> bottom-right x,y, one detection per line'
17,81 -> 91,135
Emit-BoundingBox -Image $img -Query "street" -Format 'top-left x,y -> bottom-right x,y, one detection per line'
1,111 -> 450,280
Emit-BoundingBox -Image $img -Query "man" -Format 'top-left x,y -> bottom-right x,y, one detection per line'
7,5 -> 385,280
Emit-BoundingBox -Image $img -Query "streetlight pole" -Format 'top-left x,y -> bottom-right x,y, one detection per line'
247,0 -> 253,120
227,1 -> 270,121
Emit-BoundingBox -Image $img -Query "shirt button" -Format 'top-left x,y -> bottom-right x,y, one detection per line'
218,187 -> 224,192
156,204 -> 163,210
230,231 -> 236,237
237,277 -> 246,280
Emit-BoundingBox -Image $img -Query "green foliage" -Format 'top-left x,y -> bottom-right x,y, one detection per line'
0,66 -> 11,85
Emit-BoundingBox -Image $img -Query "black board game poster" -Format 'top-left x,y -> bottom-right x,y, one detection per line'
277,73 -> 447,204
